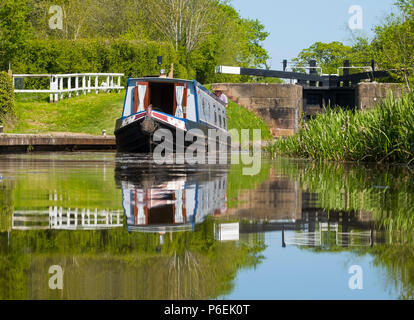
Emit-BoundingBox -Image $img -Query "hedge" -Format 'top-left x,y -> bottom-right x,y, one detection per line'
9,39 -> 180,86
0,71 -> 15,124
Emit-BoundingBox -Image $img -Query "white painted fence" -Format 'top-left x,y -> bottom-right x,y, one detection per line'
284,222 -> 373,247
12,207 -> 124,230
12,73 -> 124,102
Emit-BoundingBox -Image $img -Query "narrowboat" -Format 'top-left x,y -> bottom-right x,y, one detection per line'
114,77 -> 231,153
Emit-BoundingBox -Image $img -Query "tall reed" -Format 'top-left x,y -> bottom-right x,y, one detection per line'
268,92 -> 414,164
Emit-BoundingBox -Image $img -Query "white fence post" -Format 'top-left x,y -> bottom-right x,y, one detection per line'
59,77 -> 64,100
49,77 -> 54,103
87,76 -> 91,93
68,76 -> 72,98
95,76 -> 99,94
75,76 -> 79,96
54,76 -> 58,102
82,76 -> 86,95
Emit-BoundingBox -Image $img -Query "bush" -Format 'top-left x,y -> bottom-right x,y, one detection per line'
10,39 -> 181,86
0,71 -> 15,124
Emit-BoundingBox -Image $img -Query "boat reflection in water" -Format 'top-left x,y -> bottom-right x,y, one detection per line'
115,155 -> 230,238
120,175 -> 228,234
9,156 -> 232,239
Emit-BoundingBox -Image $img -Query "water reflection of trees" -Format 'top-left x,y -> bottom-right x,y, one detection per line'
276,158 -> 414,234
275,158 -> 414,300
0,179 -> 14,232
370,244 -> 414,300
0,218 -> 265,299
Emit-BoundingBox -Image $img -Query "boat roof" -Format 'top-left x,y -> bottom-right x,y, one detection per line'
127,77 -> 194,86
127,223 -> 193,233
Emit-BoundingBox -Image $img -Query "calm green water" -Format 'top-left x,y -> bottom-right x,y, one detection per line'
0,152 -> 413,300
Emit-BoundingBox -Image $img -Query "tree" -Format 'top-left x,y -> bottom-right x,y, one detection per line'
292,41 -> 353,75
1,0 -> 271,82
347,36 -> 376,66
190,2 -> 270,83
0,0 -> 32,69
147,0 -> 214,53
241,18 -> 269,68
372,0 -> 414,89
0,71 -> 15,124
291,0 -> 414,88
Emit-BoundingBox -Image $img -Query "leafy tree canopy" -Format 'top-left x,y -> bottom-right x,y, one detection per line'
292,0 -> 414,87
0,0 -> 271,83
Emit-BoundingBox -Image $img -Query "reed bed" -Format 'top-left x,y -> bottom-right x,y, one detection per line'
274,158 -> 414,235
268,92 -> 414,164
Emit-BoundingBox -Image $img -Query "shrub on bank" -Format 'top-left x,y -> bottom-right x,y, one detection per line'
268,92 -> 414,164
10,39 -> 178,86
0,71 -> 15,124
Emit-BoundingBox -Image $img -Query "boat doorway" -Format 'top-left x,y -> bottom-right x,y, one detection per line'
149,82 -> 175,115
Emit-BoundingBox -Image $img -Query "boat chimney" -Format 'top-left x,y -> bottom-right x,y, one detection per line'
159,69 -> 167,78
158,56 -> 166,78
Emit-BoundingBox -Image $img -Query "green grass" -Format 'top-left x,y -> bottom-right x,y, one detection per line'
6,92 -> 125,135
227,100 -> 273,141
267,92 -> 414,164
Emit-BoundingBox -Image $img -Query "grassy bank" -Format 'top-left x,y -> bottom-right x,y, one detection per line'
227,100 -> 272,141
267,93 -> 414,164
6,92 -> 125,135
5,91 -> 272,139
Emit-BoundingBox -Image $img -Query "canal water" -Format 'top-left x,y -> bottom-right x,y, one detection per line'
0,152 -> 413,300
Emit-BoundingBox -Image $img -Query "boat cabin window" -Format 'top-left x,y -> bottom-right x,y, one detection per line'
148,205 -> 174,224
148,82 -> 175,115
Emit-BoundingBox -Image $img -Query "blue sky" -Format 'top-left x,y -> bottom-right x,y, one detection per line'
230,0 -> 397,69
220,232 -> 396,300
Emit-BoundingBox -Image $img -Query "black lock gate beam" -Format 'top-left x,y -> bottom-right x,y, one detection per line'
216,60 -> 389,89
